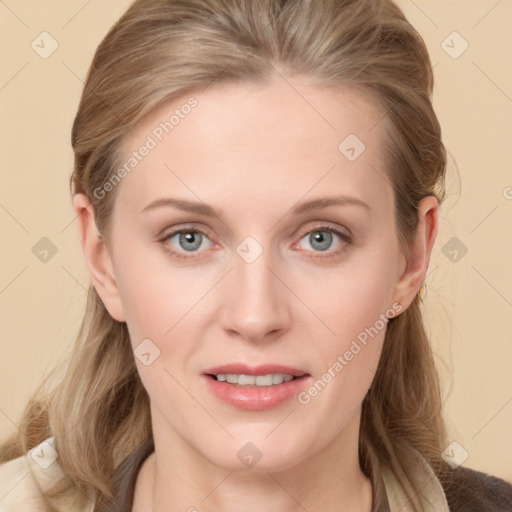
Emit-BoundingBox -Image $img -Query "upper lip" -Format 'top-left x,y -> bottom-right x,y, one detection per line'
203,363 -> 309,377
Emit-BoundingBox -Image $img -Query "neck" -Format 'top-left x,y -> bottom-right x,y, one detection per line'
133,410 -> 373,512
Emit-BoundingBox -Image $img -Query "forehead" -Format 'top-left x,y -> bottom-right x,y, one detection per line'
113,77 -> 392,220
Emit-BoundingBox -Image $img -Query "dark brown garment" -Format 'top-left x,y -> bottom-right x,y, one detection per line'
443,465 -> 512,511
110,438 -> 154,512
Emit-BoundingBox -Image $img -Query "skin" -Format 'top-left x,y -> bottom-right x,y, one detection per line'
73,75 -> 438,512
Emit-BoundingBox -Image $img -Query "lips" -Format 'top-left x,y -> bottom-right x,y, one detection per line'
202,363 -> 311,411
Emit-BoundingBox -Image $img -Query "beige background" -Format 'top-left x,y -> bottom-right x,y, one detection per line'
1,0 -> 511,480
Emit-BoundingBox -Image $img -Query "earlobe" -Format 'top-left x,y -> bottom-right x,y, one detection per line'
72,193 -> 126,322
390,195 -> 439,312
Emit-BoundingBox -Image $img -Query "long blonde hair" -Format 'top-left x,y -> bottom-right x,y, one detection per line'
1,0 -> 449,510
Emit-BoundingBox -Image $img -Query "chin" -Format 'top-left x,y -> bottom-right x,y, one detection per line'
200,436 -> 311,474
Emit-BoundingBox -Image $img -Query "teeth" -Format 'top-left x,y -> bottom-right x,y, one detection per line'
215,373 -> 295,386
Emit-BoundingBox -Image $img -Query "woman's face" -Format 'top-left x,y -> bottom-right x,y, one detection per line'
91,78 -> 425,472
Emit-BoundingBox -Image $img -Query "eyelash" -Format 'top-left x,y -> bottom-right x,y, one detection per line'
158,225 -> 352,261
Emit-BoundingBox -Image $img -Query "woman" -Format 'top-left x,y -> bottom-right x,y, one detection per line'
1,0 -> 511,511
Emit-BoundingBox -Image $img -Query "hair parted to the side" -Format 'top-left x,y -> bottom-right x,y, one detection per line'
0,0 -> 450,510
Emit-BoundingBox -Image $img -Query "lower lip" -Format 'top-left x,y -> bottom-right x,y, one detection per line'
203,375 -> 311,411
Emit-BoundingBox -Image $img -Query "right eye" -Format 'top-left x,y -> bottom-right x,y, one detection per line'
160,229 -> 213,259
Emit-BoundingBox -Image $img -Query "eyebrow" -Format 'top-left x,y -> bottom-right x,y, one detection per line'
140,195 -> 371,217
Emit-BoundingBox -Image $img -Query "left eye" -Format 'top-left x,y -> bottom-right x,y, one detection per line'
167,231 -> 210,252
297,228 -> 346,252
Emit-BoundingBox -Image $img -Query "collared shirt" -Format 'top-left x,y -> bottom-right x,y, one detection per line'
0,436 -> 450,511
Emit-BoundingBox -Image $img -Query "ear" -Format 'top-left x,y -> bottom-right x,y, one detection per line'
390,195 -> 439,312
72,193 -> 126,322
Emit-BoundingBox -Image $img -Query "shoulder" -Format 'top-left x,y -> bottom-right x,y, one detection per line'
442,465 -> 512,511
0,439 -> 51,512
0,437 -> 95,512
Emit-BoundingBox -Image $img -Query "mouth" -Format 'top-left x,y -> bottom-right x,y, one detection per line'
207,373 -> 299,386
202,364 -> 311,411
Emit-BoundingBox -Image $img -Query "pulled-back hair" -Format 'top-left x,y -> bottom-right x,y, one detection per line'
1,1 -> 449,510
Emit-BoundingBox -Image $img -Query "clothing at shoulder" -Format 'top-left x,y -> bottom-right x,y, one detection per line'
443,465 -> 512,512
0,449 -> 45,512
0,437 -> 95,512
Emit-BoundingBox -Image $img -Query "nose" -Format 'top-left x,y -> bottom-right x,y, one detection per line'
218,245 -> 293,344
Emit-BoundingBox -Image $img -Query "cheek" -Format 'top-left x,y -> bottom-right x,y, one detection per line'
112,242 -> 214,344
295,277 -> 392,440
333,276 -> 393,345
295,249 -> 398,401
299,253 -> 397,347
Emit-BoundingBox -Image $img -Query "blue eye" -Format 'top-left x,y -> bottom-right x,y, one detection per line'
304,231 -> 334,251
296,227 -> 350,254
162,230 -> 211,257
